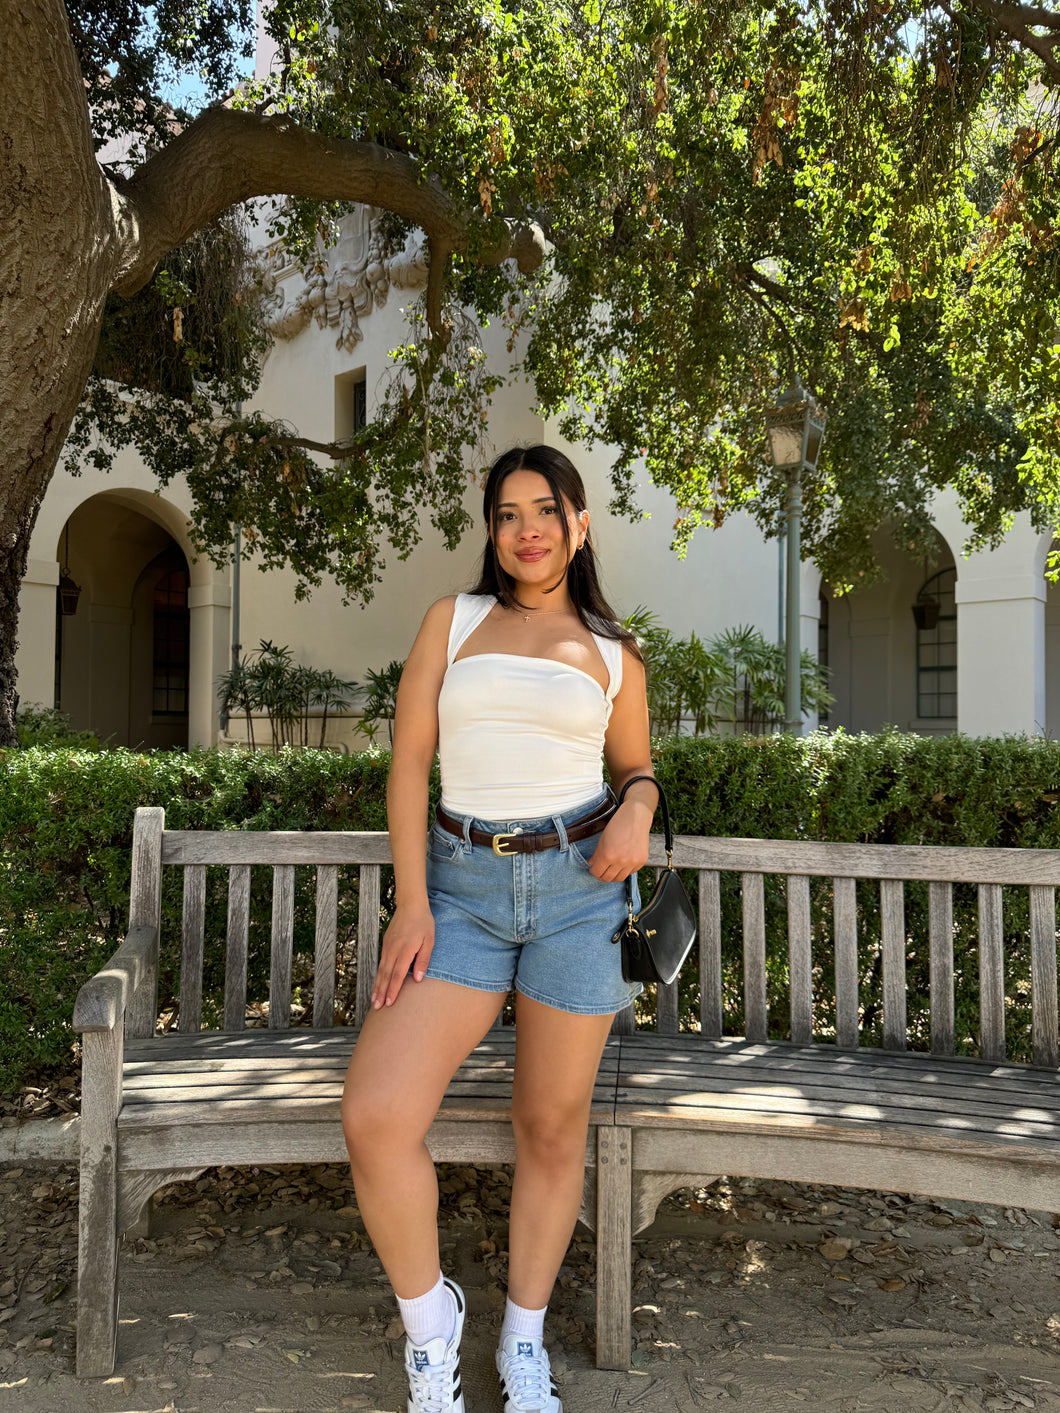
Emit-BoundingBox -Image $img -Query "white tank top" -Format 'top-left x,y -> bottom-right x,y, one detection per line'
438,593 -> 624,819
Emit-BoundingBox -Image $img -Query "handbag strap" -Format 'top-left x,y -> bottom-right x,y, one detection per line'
616,775 -> 675,925
616,774 -> 674,861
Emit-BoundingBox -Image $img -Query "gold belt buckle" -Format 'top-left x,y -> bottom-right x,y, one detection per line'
492,832 -> 518,856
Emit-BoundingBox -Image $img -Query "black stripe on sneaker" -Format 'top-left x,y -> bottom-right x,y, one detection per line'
453,1380 -> 461,1399
445,1280 -> 465,1313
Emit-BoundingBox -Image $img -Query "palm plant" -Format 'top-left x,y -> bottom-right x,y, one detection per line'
216,656 -> 258,749
624,611 -> 832,736
310,669 -> 362,748
359,659 -> 405,744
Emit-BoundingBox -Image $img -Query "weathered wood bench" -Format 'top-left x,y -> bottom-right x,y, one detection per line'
74,808 -> 1060,1377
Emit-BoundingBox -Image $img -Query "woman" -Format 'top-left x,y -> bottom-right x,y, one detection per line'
342,444 -> 657,1413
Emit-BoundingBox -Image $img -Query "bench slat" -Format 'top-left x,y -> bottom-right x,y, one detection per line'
162,827 -> 1060,882
126,807 -> 164,1040
978,883 -> 1006,1062
929,881 -> 955,1056
611,1036 -> 1060,1093
657,980 -> 679,1035
613,1098 -> 1060,1156
178,866 -> 206,1034
880,879 -> 906,1051
663,835 -> 1060,885
698,869 -> 722,1039
163,831 -> 393,866
313,865 -> 338,1029
741,872 -> 767,1042
223,865 -> 251,1032
611,1084 -> 1060,1137
787,875 -> 811,1045
355,864 -> 381,1027
119,1069 -> 1059,1127
1030,884 -> 1059,1068
833,878 -> 858,1049
268,865 -> 295,1030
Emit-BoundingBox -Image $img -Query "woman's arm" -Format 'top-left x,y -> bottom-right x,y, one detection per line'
371,596 -> 454,1009
593,647 -> 657,883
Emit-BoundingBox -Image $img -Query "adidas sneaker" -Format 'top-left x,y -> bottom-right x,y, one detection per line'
495,1332 -> 563,1413
403,1277 -> 465,1413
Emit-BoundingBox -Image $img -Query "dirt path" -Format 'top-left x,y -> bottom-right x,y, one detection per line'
2,1159 -> 1060,1412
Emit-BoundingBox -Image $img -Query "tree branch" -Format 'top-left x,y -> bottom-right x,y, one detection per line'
425,236 -> 451,346
108,105 -> 545,295
961,0 -> 1060,83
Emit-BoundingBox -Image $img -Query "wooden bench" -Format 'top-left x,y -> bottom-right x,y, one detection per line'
73,808 -> 1060,1376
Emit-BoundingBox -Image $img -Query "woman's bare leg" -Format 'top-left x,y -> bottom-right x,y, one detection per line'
507,993 -> 617,1308
342,978 -> 505,1297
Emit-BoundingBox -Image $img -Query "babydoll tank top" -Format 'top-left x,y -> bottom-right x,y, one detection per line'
438,593 -> 624,819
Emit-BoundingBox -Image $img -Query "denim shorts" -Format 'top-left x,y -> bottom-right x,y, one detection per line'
423,792 -> 643,1016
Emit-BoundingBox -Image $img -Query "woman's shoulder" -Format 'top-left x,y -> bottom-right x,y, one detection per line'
418,593 -> 497,656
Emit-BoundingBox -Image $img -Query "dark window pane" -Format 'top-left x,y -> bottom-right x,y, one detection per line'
153,569 -> 190,716
916,567 -> 958,721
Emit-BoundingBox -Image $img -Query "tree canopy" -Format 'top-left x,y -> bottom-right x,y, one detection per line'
36,1 -> 1060,604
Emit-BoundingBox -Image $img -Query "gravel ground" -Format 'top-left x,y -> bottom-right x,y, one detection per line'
3,1159 -> 1060,1412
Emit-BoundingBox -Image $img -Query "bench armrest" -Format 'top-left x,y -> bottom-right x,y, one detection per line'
73,924 -> 159,1033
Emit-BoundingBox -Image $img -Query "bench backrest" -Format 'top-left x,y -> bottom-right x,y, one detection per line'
128,808 -> 1060,1066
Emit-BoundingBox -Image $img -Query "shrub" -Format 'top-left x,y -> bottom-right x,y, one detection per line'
15,703 -> 102,750
0,746 -> 392,1095
4,730 -> 1060,1094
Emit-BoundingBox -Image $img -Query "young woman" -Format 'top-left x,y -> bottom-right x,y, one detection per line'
342,444 -> 657,1413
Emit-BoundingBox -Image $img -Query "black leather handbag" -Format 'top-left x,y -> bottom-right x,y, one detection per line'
610,776 -> 697,985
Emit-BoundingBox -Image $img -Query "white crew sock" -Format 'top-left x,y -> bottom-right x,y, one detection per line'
397,1273 -> 456,1348
500,1296 -> 548,1345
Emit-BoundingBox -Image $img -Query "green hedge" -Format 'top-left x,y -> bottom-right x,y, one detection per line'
4,731 -> 1060,1094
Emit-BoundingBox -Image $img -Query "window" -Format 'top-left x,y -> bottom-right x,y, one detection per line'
153,569 -> 190,715
334,369 -> 368,441
917,567 -> 957,719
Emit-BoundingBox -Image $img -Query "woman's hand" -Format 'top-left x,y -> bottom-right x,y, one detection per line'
588,799 -> 653,882
371,903 -> 435,1009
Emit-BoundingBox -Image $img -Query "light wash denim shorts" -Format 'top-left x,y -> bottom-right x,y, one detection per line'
423,791 -> 643,1016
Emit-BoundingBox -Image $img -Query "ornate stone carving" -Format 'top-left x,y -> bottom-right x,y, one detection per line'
258,211 -> 429,352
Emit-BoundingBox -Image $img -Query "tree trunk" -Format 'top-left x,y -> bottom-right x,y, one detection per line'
0,0 -> 118,745
0,1 -> 545,748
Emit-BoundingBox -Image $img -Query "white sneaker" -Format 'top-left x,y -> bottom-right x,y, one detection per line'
495,1332 -> 563,1413
403,1278 -> 465,1413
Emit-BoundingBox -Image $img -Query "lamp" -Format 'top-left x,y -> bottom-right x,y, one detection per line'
58,523 -> 81,616
765,378 -> 827,476
764,377 -> 827,733
912,596 -> 940,632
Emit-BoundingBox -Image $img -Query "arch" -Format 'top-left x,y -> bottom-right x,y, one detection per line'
820,525 -> 956,734
54,495 -> 194,748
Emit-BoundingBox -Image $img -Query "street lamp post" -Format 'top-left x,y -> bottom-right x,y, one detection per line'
765,378 -> 827,733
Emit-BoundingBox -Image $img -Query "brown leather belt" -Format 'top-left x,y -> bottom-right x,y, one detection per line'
435,797 -> 615,857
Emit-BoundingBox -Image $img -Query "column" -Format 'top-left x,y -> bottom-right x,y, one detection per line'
799,562 -> 822,733
188,578 -> 231,748
16,558 -> 60,710
956,576 -> 1045,737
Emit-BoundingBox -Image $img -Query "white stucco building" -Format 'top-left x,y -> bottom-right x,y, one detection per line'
14,26 -> 1059,749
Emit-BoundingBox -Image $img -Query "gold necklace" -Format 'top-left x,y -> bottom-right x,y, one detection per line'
511,602 -> 570,625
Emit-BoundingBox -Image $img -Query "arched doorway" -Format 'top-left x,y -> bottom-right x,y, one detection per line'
56,496 -> 191,748
820,528 -> 956,734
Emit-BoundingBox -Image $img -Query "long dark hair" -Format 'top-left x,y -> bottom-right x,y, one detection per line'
468,444 -> 640,654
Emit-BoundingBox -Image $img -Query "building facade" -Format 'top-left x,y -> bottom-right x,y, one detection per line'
15,207 -> 1060,749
